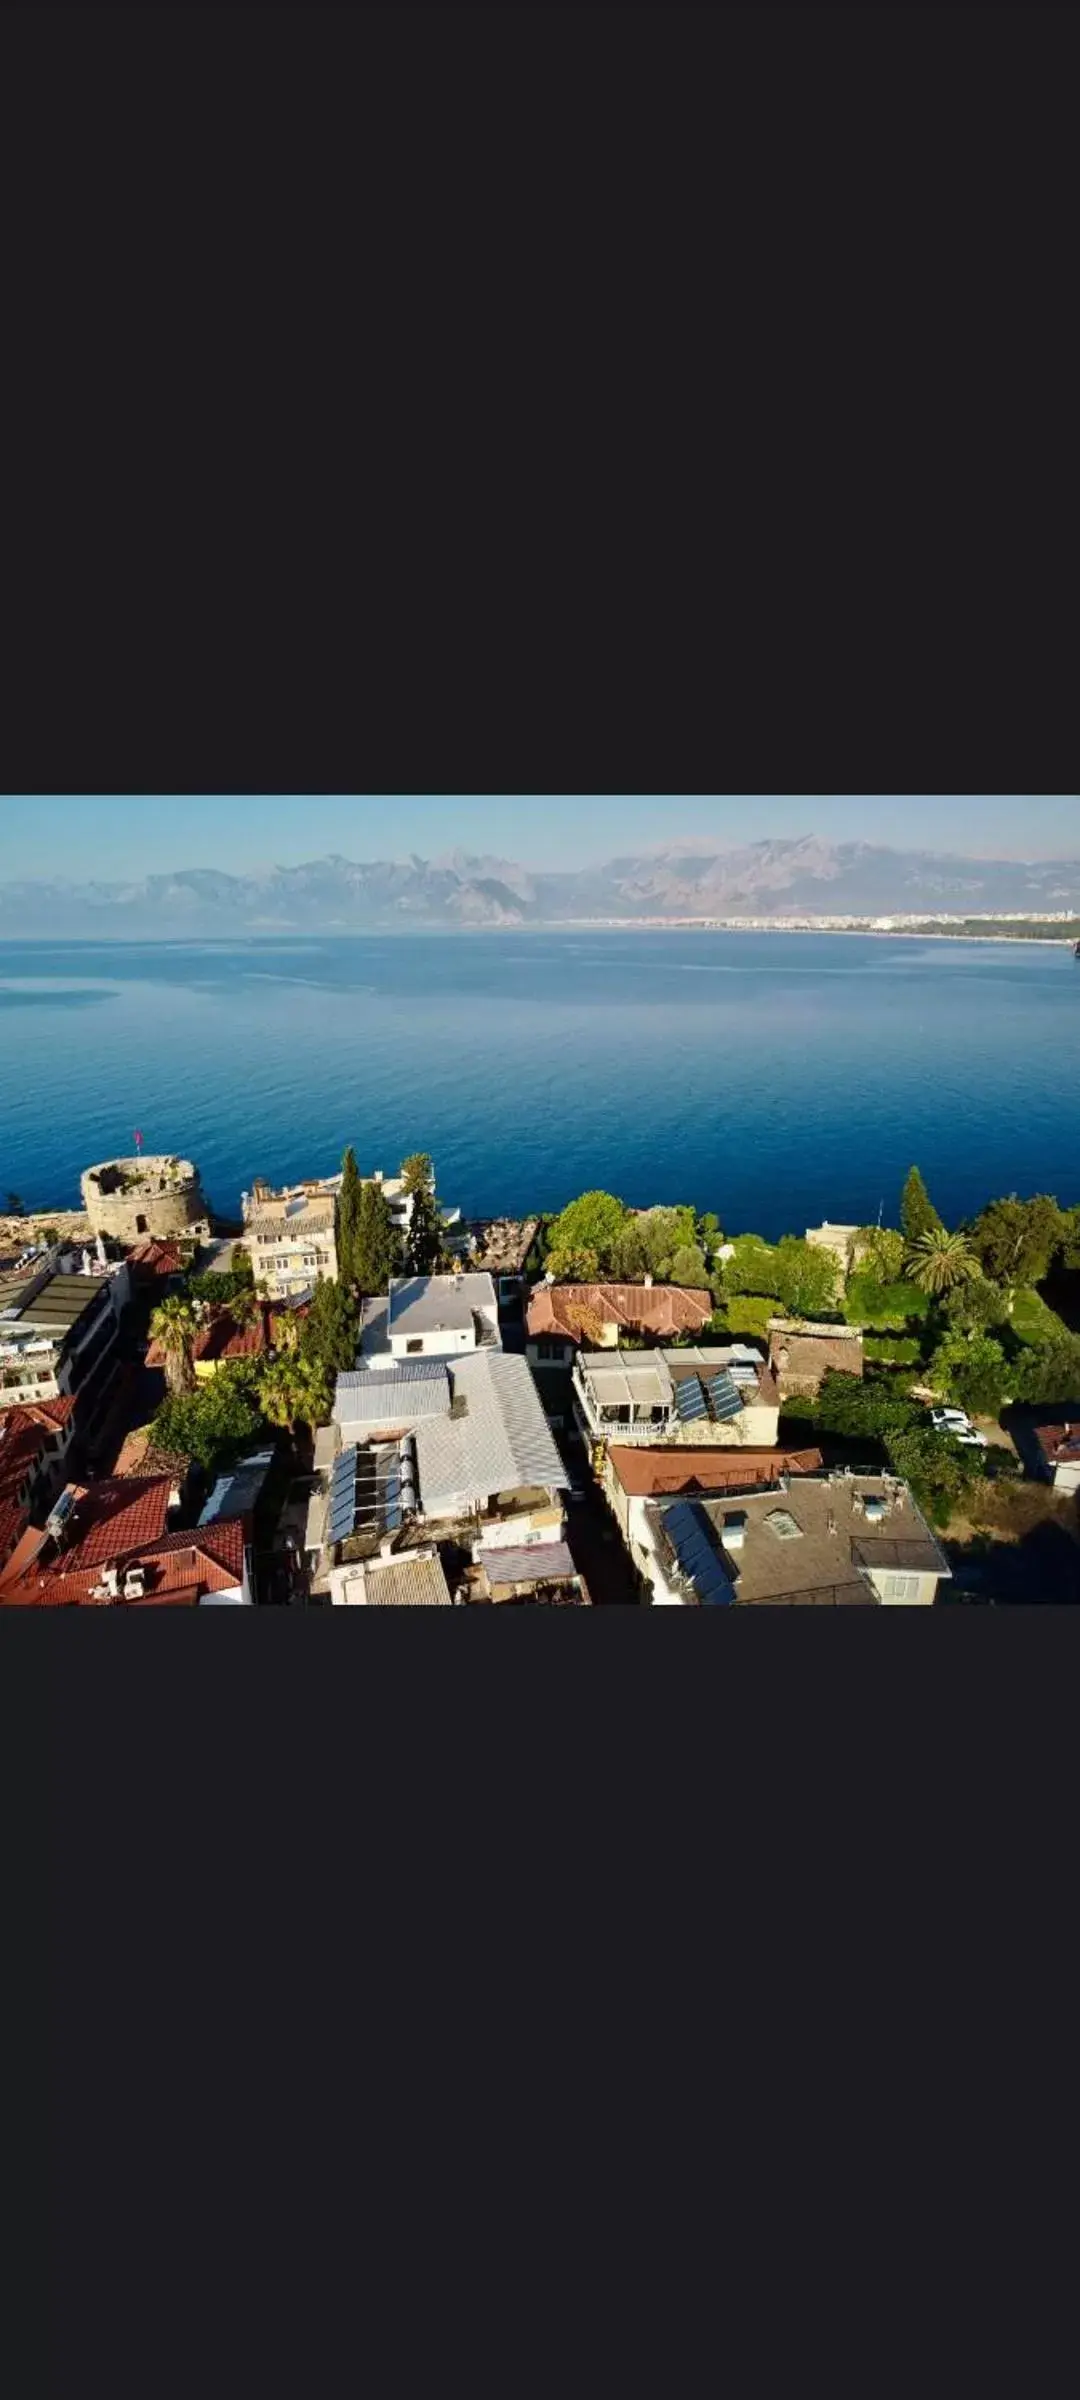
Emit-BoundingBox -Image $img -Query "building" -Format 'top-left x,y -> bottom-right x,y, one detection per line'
146,1303 -> 270,1380
767,1319 -> 865,1399
527,1280 -> 713,1367
360,1273 -> 501,1367
198,1448 -> 275,1528
242,1193 -> 338,1300
465,1218 -> 541,1306
328,1547 -> 453,1606
572,1345 -> 780,1451
804,1222 -> 861,1264
602,1442 -> 825,1543
467,1541 -> 590,1605
81,1155 -> 210,1244
125,1237 -> 186,1289
0,1397 -> 77,1572
1034,1422 -> 1080,1495
0,1478 -> 251,1605
310,1349 -> 568,1579
0,1260 -> 132,1440
631,1471 -> 950,1605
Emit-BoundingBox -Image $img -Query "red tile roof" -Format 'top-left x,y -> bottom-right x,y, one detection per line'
127,1238 -> 185,1276
146,1307 -> 268,1369
1036,1422 -> 1080,1467
607,1446 -> 825,1498
0,1509 -> 245,1606
527,1283 -> 713,1341
0,1398 -> 77,1561
51,1477 -> 173,1570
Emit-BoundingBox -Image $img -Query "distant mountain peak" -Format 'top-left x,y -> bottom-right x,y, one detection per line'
0,839 -> 1078,936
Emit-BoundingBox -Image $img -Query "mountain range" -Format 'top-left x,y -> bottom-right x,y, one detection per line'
1,839 -> 1079,936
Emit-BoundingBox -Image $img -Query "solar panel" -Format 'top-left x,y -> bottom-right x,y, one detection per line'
674,1377 -> 708,1421
708,1370 -> 744,1421
384,1501 -> 402,1532
664,1500 -> 734,1605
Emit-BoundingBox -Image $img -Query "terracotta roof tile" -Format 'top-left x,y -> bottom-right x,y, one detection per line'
527,1283 -> 712,1341
57,1478 -> 173,1569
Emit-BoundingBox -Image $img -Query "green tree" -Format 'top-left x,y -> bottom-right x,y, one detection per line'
302,1277 -> 359,1376
970,1195 -> 1067,1293
230,1244 -> 253,1280
884,1420 -> 981,1525
152,1360 -> 266,1476
150,1295 -> 200,1394
546,1191 -> 628,1279
258,1354 -> 331,1437
337,1146 -> 363,1285
668,1244 -> 711,1289
402,1157 -> 443,1276
1013,1333 -> 1080,1406
351,1180 -> 401,1293
904,1227 -> 980,1296
900,1167 -> 944,1243
858,1225 -> 905,1282
928,1332 -> 1012,1418
723,1235 -> 785,1300
772,1236 -> 841,1319
698,1211 -> 722,1245
40,1226 -> 59,1246
815,1371 -> 917,1442
1059,1207 -> 1080,1272
940,1275 -> 1010,1336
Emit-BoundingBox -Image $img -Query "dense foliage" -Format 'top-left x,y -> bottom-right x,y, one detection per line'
152,1360 -> 266,1475
186,1267 -> 254,1305
969,1195 -> 1068,1290
352,1179 -> 401,1292
927,1333 -> 1013,1417
844,1274 -> 931,1330
904,1227 -> 981,1296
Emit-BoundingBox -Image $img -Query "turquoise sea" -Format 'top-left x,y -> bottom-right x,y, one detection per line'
0,931 -> 1077,1235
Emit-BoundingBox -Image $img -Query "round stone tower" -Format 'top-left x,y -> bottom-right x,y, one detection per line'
80,1155 -> 211,1243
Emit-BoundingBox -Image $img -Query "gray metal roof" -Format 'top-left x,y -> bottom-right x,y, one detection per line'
198,1448 -> 275,1525
412,1352 -> 567,1518
476,1541 -> 578,1587
336,1360 -> 448,1388
333,1365 -> 451,1427
387,1273 -> 497,1336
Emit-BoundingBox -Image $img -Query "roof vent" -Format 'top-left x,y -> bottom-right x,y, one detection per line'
449,1394 -> 469,1420
721,1510 -> 747,1552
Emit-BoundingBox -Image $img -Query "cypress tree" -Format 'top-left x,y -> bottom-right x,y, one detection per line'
353,1179 -> 400,1293
337,1146 -> 362,1284
900,1166 -> 944,1243
402,1155 -> 443,1274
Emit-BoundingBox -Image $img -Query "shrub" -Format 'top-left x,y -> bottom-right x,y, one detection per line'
724,1294 -> 775,1338
863,1336 -> 921,1364
845,1273 -> 930,1329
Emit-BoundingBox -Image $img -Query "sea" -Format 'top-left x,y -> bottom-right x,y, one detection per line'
1,931 -> 1077,1237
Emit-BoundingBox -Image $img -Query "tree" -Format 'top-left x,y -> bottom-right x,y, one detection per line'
904,1227 -> 980,1296
928,1332 -> 1012,1418
699,1212 -> 722,1245
940,1275 -> 1010,1336
302,1277 -> 359,1376
723,1236 -> 785,1301
858,1226 -> 905,1282
402,1157 -> 443,1276
337,1146 -> 363,1285
815,1372 -> 917,1442
1012,1333 -> 1080,1406
901,1167 -> 944,1243
970,1195 -> 1067,1293
772,1236 -> 841,1319
1060,1207 -> 1080,1272
351,1180 -> 401,1293
258,1354 -> 331,1437
230,1244 -> 253,1280
546,1191 -> 628,1279
150,1295 -> 200,1394
151,1360 -> 266,1476
668,1244 -> 711,1289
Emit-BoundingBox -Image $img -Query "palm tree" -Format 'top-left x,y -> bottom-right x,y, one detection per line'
904,1226 -> 981,1297
149,1295 -> 200,1393
258,1355 -> 330,1438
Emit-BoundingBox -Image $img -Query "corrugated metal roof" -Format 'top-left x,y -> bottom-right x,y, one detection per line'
412,1352 -> 567,1518
360,1555 -> 452,1606
333,1367 -> 450,1426
336,1360 -> 448,1388
476,1541 -> 577,1587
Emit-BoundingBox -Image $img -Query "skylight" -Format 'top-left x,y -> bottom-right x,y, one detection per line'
764,1509 -> 803,1541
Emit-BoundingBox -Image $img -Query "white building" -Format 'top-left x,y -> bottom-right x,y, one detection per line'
572,1345 -> 780,1451
0,1259 -> 131,1435
360,1273 -> 501,1368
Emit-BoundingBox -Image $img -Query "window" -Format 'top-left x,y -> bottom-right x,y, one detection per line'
536,1339 -> 567,1363
406,1339 -> 424,1355
135,1214 -> 148,1235
880,1571 -> 921,1602
650,1405 -> 668,1423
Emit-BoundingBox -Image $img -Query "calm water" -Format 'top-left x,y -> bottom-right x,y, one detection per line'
1,932 -> 1077,1235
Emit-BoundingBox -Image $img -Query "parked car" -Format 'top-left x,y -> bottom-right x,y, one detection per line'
930,1405 -> 988,1449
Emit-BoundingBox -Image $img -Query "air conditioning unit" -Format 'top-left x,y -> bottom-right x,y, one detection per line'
101,1565 -> 121,1599
123,1567 -> 147,1599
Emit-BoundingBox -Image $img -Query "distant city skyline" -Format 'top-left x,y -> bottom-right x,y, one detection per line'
0,793 -> 1075,879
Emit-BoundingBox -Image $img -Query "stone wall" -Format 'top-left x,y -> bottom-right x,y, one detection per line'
81,1156 -> 210,1242
0,1209 -> 92,1249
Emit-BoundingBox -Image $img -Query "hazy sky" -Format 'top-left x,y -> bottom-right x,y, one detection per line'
0,795 -> 1075,878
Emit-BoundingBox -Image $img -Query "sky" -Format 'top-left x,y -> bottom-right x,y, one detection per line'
0,794 -> 1075,879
